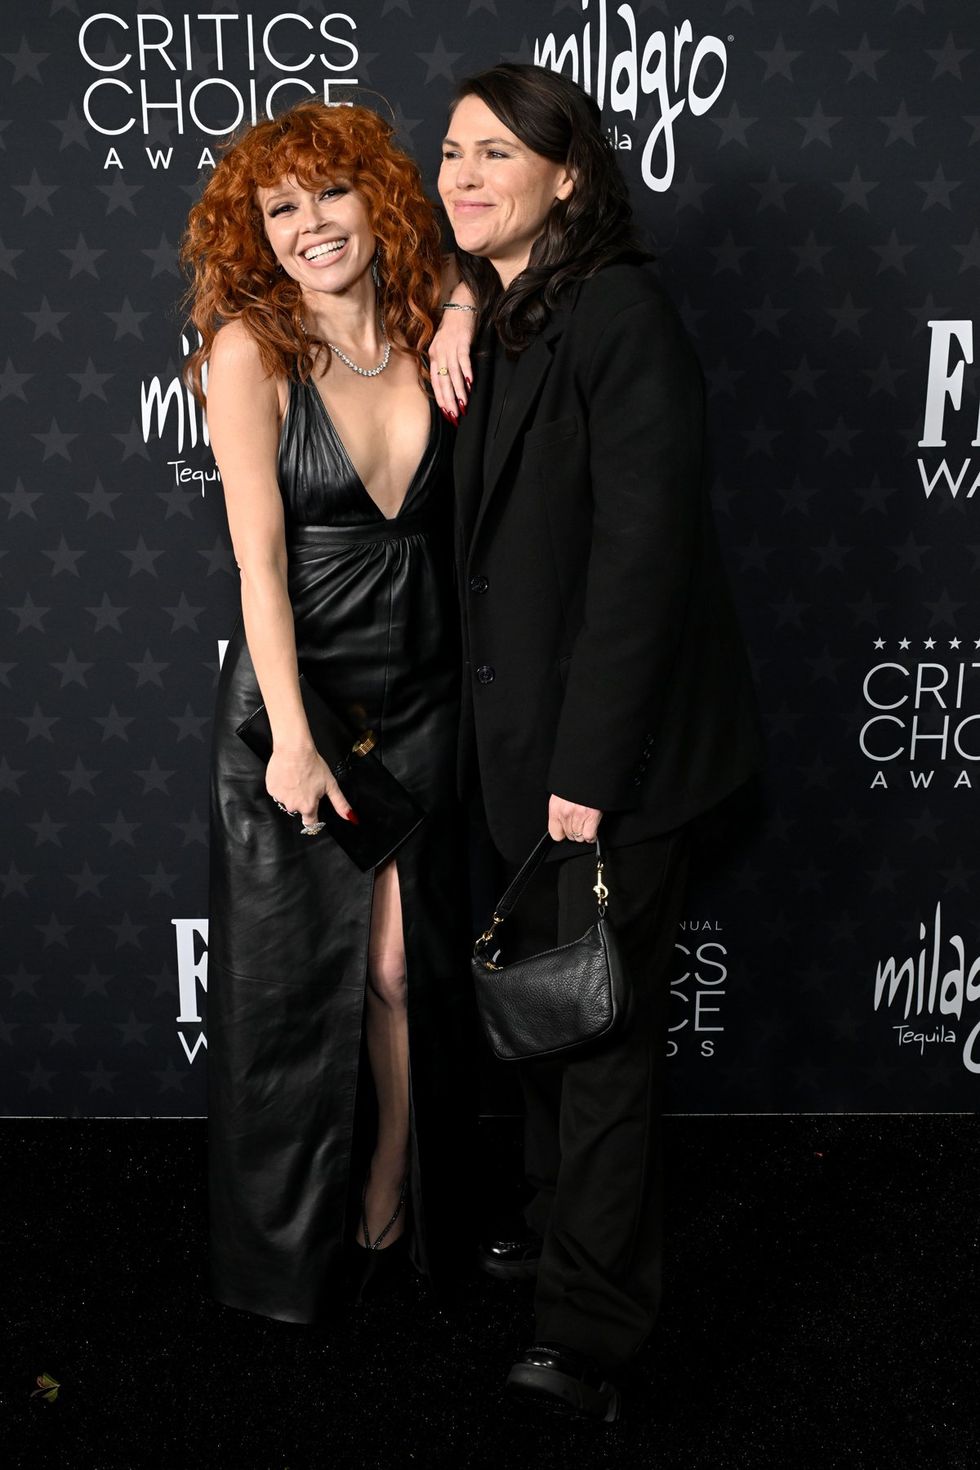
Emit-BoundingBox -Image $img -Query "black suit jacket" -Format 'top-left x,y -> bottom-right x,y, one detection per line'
454,261 -> 762,863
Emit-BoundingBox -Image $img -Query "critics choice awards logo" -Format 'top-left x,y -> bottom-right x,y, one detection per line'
859,639 -> 980,792
874,904 -> 980,1074
78,9 -> 359,165
532,2 -> 728,192
669,921 -> 726,1059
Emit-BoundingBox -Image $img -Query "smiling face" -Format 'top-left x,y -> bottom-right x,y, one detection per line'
438,95 -> 574,287
256,174 -> 376,300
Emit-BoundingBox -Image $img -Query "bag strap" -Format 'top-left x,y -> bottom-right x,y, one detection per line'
495,833 -> 554,917
475,832 -> 609,963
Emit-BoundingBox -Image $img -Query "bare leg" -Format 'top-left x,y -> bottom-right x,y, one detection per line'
358,859 -> 410,1247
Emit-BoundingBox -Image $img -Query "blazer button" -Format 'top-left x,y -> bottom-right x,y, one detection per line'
476,664 -> 495,685
469,575 -> 489,594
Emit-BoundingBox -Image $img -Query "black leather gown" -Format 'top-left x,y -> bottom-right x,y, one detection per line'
207,377 -> 469,1323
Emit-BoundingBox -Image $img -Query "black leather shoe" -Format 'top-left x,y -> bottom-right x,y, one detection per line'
506,1342 -> 621,1422
477,1229 -> 542,1281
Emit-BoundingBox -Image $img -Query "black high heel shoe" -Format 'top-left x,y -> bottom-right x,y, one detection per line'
354,1176 -> 409,1302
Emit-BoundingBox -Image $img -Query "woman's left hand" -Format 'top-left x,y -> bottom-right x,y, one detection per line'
430,306 -> 475,423
548,794 -> 604,844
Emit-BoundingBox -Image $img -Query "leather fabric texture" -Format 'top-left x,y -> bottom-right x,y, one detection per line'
207,380 -> 470,1323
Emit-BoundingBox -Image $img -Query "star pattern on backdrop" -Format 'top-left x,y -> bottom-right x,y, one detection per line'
1,0 -> 977,1118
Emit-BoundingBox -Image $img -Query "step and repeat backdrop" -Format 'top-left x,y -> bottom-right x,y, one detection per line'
2,2 -> 978,1116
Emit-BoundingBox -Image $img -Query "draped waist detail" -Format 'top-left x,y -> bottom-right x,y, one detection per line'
287,509 -> 439,550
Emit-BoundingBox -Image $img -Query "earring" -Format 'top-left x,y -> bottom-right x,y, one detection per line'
371,249 -> 381,288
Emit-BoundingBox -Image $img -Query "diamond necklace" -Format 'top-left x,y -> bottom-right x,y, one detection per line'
326,325 -> 391,378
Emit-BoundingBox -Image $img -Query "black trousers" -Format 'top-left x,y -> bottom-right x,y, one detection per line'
502,829 -> 691,1373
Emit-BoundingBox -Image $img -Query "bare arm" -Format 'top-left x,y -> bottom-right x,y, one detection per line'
207,322 -> 349,828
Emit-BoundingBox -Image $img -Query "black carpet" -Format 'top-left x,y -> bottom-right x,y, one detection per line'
1,1116 -> 976,1469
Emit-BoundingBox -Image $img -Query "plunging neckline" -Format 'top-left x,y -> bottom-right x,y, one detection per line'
304,380 -> 437,523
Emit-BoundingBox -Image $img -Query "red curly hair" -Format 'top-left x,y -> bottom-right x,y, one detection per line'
181,101 -> 442,402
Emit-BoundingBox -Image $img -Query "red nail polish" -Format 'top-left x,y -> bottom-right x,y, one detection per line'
346,808 -> 360,825
457,399 -> 467,416
464,376 -> 473,389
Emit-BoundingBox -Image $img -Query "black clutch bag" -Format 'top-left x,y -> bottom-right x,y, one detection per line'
235,672 -> 424,872
471,833 -> 629,1063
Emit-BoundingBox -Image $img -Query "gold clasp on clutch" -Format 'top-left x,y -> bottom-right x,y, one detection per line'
593,860 -> 609,917
351,729 -> 376,757
475,912 -> 504,970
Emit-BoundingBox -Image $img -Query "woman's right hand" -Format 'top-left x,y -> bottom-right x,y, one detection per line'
265,746 -> 353,830
430,307 -> 475,422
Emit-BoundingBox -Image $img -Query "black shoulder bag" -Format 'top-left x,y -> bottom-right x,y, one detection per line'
471,833 -> 629,1063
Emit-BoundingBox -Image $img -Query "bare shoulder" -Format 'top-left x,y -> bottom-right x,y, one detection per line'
209,319 -> 268,378
208,320 -> 285,420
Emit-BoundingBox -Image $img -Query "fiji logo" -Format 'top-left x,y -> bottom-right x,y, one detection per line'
917,320 -> 980,499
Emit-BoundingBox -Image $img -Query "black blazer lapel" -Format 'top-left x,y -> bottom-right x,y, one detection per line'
468,313 -> 568,554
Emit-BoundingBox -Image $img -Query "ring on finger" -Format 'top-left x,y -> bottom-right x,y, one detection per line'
436,366 -> 449,376
301,820 -> 326,837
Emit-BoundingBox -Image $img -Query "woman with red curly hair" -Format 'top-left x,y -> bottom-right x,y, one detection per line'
182,101 -> 474,1322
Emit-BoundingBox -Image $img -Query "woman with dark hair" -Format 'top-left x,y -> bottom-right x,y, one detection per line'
181,101 -> 474,1322
440,65 -> 761,1420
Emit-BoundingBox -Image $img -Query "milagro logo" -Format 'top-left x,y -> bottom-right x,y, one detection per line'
172,918 -> 208,1064
917,320 -> 980,500
79,9 -> 359,168
874,903 -> 980,1073
142,331 -> 222,492
859,640 -> 980,792
668,921 -> 726,1059
532,2 -> 728,192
